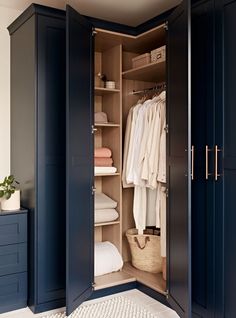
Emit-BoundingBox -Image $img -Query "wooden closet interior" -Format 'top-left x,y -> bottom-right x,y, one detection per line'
93,24 -> 166,295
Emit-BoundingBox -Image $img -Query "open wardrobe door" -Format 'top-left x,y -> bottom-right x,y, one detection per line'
66,5 -> 94,316
166,0 -> 191,317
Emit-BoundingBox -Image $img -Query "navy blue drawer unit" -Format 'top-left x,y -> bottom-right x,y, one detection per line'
0,213 -> 27,245
0,209 -> 28,314
0,272 -> 27,314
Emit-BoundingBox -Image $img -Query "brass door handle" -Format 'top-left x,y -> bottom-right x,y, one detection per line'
215,145 -> 221,181
191,145 -> 194,180
205,145 -> 212,180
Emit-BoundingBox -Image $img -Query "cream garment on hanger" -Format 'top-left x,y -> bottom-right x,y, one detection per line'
141,97 -> 160,185
126,103 -> 142,185
132,98 -> 159,232
157,91 -> 166,183
136,97 -> 158,184
122,106 -> 134,188
155,184 -> 167,257
148,96 -> 163,189
131,100 -> 150,232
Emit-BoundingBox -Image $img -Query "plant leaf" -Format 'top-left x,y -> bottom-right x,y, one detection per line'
0,190 -> 4,198
5,191 -> 11,200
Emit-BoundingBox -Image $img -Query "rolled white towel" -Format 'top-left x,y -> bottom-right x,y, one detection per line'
95,241 -> 123,277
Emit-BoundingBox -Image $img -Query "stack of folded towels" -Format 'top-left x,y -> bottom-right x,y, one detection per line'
95,192 -> 119,224
94,193 -> 123,276
94,147 -> 117,174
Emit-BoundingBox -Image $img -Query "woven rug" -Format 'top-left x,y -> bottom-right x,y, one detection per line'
41,295 -> 159,318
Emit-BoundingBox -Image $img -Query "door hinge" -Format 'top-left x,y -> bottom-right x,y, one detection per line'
92,186 -> 96,195
164,21 -> 168,31
165,188 -> 169,198
92,29 -> 97,37
164,124 -> 169,134
166,289 -> 169,299
92,282 -> 96,290
91,125 -> 98,134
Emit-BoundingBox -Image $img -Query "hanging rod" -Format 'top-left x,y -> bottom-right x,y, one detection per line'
129,82 -> 166,95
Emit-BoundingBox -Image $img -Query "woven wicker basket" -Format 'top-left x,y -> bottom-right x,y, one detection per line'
126,228 -> 162,273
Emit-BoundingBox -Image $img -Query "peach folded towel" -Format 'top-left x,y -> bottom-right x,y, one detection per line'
94,147 -> 112,158
95,157 -> 113,167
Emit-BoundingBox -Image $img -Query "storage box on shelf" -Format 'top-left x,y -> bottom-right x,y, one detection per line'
132,53 -> 151,68
150,45 -> 166,63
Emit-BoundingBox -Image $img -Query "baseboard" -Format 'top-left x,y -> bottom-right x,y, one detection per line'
29,298 -> 65,314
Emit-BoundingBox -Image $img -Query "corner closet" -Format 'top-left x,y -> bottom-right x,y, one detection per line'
93,26 -> 167,293
8,2 -> 191,318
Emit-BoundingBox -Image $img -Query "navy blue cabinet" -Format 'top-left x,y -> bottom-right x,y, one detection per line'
8,5 -> 66,313
0,210 -> 28,314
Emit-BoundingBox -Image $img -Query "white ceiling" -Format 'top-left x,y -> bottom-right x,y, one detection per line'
0,0 -> 181,26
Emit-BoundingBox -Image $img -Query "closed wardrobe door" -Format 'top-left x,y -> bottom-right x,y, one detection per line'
191,1 -> 215,317
215,0 -> 236,317
66,5 -> 94,316
166,0 -> 192,317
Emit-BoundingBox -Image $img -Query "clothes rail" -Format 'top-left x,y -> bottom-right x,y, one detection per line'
129,83 -> 166,95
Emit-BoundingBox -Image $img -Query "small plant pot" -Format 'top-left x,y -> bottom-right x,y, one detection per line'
1,190 -> 20,211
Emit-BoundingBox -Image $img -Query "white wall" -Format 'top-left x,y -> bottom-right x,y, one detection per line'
0,6 -> 22,181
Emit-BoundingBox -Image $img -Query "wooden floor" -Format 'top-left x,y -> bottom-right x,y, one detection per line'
123,262 -> 166,295
94,262 -> 166,295
94,270 -> 135,290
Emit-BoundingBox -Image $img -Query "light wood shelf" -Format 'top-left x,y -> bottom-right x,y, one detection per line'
95,87 -> 120,95
94,270 -> 135,290
94,221 -> 120,227
95,173 -> 120,177
95,123 -> 120,127
123,262 -> 166,295
122,60 -> 165,82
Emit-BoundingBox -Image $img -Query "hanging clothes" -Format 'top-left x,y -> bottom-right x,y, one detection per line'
122,90 -> 167,256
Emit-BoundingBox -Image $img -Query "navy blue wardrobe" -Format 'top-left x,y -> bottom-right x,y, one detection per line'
8,0 -> 236,317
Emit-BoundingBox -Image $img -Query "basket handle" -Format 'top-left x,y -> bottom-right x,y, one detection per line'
134,236 -> 150,250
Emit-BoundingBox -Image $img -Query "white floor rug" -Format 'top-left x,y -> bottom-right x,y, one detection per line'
41,296 -> 159,318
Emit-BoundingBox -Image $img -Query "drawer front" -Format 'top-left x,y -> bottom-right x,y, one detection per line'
0,272 -> 27,314
0,213 -> 27,245
0,243 -> 27,276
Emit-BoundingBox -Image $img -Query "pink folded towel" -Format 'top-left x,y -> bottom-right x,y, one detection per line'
95,157 -> 113,167
94,147 -> 112,158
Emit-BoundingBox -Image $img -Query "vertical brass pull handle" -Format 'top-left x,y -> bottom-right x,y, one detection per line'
191,145 -> 194,180
215,145 -> 221,181
205,145 -> 212,180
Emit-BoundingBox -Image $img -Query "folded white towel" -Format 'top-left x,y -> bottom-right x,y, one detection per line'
95,166 -> 117,174
95,241 -> 123,277
95,192 -> 117,209
95,209 -> 119,224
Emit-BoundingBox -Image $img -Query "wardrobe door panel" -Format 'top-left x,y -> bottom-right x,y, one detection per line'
66,5 -> 94,316
216,1 -> 236,316
167,1 -> 191,317
191,1 -> 215,317
37,15 -> 66,304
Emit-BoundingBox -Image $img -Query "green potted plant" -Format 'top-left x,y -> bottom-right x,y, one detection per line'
0,175 -> 20,211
